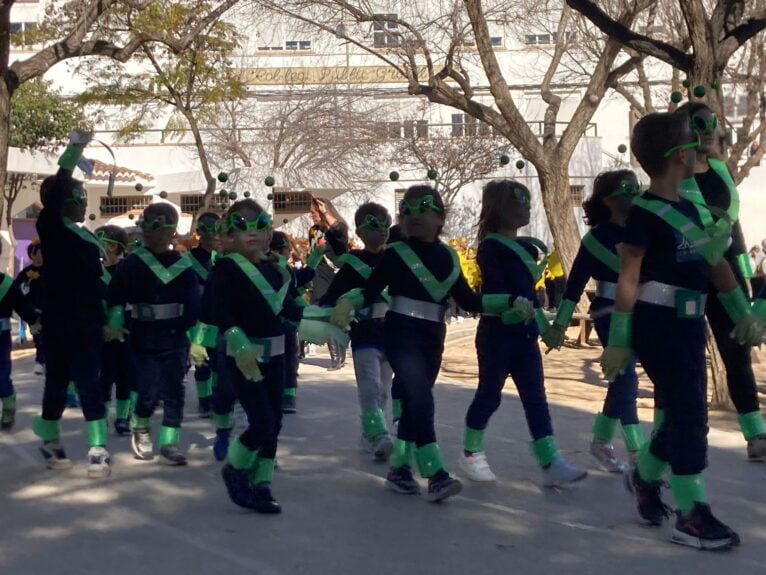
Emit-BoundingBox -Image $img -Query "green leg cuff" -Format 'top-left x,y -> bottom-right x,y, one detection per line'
361,408 -> 388,439
1,392 -> 16,409
33,416 -> 60,442
87,419 -> 108,447
592,413 -> 618,442
637,442 -> 667,482
392,399 -> 402,421
621,424 -> 646,453
227,437 -> 258,470
115,399 -> 131,420
415,443 -> 445,478
251,457 -> 275,484
283,387 -> 297,398
212,412 -> 234,430
530,436 -> 558,467
464,426 -> 485,453
159,425 -> 180,446
737,410 -> 766,440
131,415 -> 151,430
653,408 -> 665,433
669,474 -> 708,513
196,379 -> 213,399
67,382 -> 77,395
389,438 -> 415,468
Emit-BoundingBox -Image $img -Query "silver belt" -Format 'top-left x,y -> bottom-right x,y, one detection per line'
357,302 -> 388,321
226,334 -> 285,361
637,281 -> 707,314
131,303 -> 184,321
596,281 -> 617,300
389,296 -> 447,323
0,317 -> 11,332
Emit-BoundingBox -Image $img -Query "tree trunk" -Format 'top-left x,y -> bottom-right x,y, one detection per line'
536,161 -> 582,275
706,322 -> 735,410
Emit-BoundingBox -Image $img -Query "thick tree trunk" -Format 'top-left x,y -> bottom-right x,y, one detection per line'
536,160 -> 582,275
0,78 -> 11,259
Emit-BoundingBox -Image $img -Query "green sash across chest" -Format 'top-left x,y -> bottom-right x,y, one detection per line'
62,218 -> 106,258
680,158 -> 739,227
581,231 -> 620,273
226,253 -> 291,316
133,248 -> 193,284
0,274 -> 14,303
389,241 -> 460,302
485,233 -> 548,282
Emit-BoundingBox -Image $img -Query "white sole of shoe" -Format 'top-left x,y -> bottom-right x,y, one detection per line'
87,466 -> 112,479
590,453 -> 626,474
44,459 -> 73,471
458,463 -> 497,482
671,529 -> 736,551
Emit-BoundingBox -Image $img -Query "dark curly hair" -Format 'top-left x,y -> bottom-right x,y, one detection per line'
582,170 -> 637,227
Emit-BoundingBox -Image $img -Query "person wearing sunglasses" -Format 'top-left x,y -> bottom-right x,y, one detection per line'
319,203 -> 395,463
459,180 -> 587,487
105,203 -> 199,467
33,130 -> 114,478
330,186 -> 522,502
308,196 -> 350,371
95,225 -> 132,437
188,212 -> 221,419
15,240 -> 45,375
676,102 -> 766,463
208,200 -> 305,514
546,170 -> 645,475
601,112 -> 761,550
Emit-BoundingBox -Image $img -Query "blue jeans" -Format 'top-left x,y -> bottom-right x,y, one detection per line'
466,321 -> 553,440
593,315 -> 639,426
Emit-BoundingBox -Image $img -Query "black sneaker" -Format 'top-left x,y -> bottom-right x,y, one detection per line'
425,472 -> 463,503
213,428 -> 232,462
625,467 -> 671,526
281,394 -> 296,414
114,418 -> 130,436
671,503 -> 740,550
1,407 -> 15,431
385,465 -> 421,495
250,483 -> 282,514
159,444 -> 188,466
198,397 -> 212,418
39,441 -> 73,470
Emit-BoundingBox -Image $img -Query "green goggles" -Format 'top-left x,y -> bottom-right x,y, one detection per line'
663,132 -> 700,158
139,215 -> 177,232
226,211 -> 272,232
609,180 -> 643,198
128,237 -> 143,248
399,195 -> 442,216
692,114 -> 717,134
196,220 -> 219,234
96,231 -> 126,249
65,187 -> 87,205
358,213 -> 392,231
512,187 -> 531,207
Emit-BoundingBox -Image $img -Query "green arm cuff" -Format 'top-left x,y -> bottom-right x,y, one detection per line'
105,306 -> 125,330
717,287 -> 751,325
608,311 -> 633,347
188,321 -> 219,348
753,299 -> 766,321
306,247 -> 323,269
338,287 -> 366,311
58,143 -> 84,171
737,253 -> 753,279
481,294 -> 511,314
294,295 -> 309,309
534,307 -> 550,333
553,299 -> 576,328
224,327 -> 251,358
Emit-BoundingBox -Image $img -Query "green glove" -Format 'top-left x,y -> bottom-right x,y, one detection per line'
731,315 -> 764,346
330,288 -> 366,329
103,325 -> 128,342
542,323 -> 566,350
225,327 -> 264,382
307,247 -> 324,269
190,343 -> 209,366
718,287 -> 751,325
607,311 -> 633,347
600,346 -> 632,381
481,294 -> 511,315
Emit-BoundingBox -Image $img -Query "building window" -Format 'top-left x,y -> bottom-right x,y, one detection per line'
452,114 -> 493,137
180,194 -> 229,213
373,14 -> 400,48
273,190 -> 313,213
525,31 -> 576,46
451,114 -> 464,137
416,120 -> 429,139
490,36 -> 503,47
570,185 -> 585,206
99,195 -> 151,216
394,188 -> 407,206
285,40 -> 312,51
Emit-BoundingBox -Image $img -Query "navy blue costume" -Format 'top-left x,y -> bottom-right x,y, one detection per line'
107,250 -> 199,431
625,193 -> 709,475
465,237 -> 553,441
36,168 -> 105,424
0,275 -> 39,402
15,263 -> 45,364
282,264 -> 314,399
100,262 -> 131,409
189,246 -> 216,408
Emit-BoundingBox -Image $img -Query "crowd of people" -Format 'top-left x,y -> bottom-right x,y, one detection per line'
1,102 -> 765,552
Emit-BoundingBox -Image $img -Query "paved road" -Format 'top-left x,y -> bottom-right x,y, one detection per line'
1,346 -> 765,575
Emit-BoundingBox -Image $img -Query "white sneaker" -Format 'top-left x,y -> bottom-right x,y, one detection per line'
589,438 -> 626,473
456,316 -> 465,324
459,451 -> 497,481
33,362 -> 45,375
542,456 -> 587,487
307,344 -> 316,357
87,447 -> 112,479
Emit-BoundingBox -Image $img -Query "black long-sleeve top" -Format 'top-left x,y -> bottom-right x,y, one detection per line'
208,256 -> 303,340
107,250 -> 199,351
563,222 -> 623,314
0,273 -> 38,325
478,236 -> 540,336
36,168 -> 105,323
189,246 -> 215,285
310,222 -> 348,302
14,264 -> 44,312
320,249 -> 386,348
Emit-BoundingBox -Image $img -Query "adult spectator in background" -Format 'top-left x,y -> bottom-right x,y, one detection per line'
308,196 -> 349,370
749,245 -> 765,297
545,249 -> 567,311
15,239 -> 45,375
